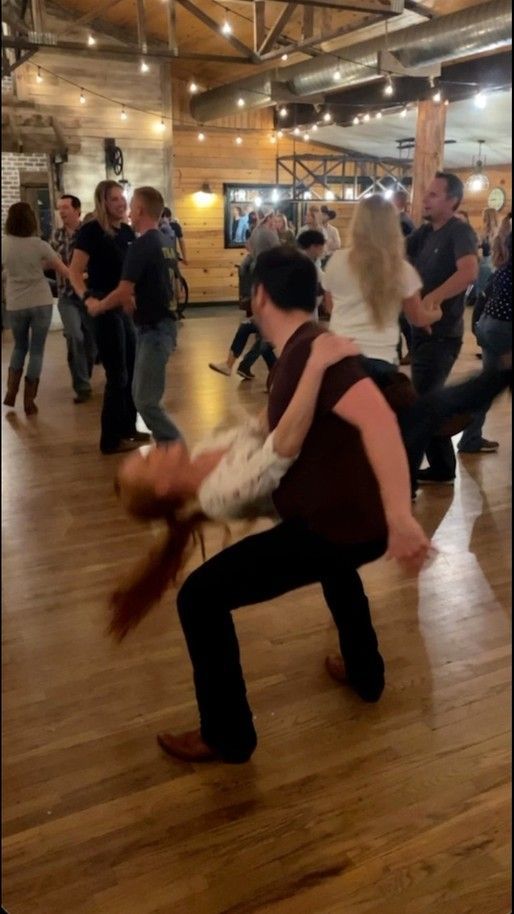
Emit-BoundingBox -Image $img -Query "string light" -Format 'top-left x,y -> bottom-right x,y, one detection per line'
140,60 -> 149,73
444,99 -> 450,107
375,111 -> 382,119
270,134 -> 277,143
333,68 -> 342,81
237,96 -> 245,107
120,106 -> 127,120
87,34 -> 96,47
352,116 -> 359,125
432,89 -> 442,104
79,88 -> 86,104
279,106 -> 288,118
235,135 -> 243,145
325,190 -> 335,201
303,132 -> 310,141
281,53 -> 288,61
277,130 -> 283,139
221,21 -> 232,36
323,112 -> 332,123
293,126 -> 300,136
197,131 -> 206,141
384,77 -> 394,96
156,118 -> 166,132
311,123 -> 318,131
189,81 -> 198,94
400,106 -> 408,117
36,67 -> 43,83
363,113 -> 370,123
474,91 -> 487,109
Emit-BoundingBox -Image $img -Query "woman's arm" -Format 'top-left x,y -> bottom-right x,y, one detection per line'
273,333 -> 360,458
42,256 -> 69,282
69,248 -> 90,299
402,292 -> 442,328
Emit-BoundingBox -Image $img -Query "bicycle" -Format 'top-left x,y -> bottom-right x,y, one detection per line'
173,257 -> 189,318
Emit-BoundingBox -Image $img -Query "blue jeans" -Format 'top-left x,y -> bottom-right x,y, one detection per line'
230,319 -> 258,358
8,305 -> 53,378
239,338 -> 276,373
132,317 -> 181,443
458,315 -> 512,451
411,334 -> 462,479
58,293 -> 97,395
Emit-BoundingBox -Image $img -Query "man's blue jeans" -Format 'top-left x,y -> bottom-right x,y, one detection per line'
132,316 -> 181,443
458,315 -> 512,452
411,334 -> 462,479
58,292 -> 97,395
8,305 -> 53,378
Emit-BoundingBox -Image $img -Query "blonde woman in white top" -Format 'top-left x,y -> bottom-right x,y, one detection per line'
322,194 -> 441,378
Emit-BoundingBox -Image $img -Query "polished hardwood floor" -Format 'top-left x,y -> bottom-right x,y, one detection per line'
2,308 -> 511,914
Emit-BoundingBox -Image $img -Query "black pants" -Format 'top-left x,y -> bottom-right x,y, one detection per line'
94,310 -> 137,452
177,522 -> 386,762
411,335 -> 462,478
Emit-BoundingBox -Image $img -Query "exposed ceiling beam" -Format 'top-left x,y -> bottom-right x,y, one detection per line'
244,0 -> 404,11
72,0 -> 125,27
253,0 -> 266,54
30,0 -> 47,34
166,0 -> 178,55
135,0 -> 147,52
302,5 -> 314,41
10,48 -> 38,70
258,3 -> 297,56
173,0 -> 258,61
50,114 -> 67,155
1,35 -> 253,64
260,18 -> 380,61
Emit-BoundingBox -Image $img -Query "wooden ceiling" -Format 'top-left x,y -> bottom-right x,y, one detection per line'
42,0 -> 488,87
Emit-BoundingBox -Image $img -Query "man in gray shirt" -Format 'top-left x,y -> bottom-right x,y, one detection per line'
247,208 -> 279,258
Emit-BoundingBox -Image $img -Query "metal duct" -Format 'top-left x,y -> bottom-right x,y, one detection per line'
190,0 -> 512,123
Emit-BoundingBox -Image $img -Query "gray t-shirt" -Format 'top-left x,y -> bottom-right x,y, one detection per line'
407,217 -> 477,338
248,225 -> 280,258
2,235 -> 56,310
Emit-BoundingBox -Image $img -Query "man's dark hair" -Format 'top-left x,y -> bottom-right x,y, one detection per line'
435,171 -> 464,210
59,194 -> 81,211
162,206 -> 172,219
252,246 -> 317,313
297,229 -> 326,250
392,189 -> 409,208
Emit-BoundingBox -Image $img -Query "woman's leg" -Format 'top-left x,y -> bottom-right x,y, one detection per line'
8,309 -> 31,372
26,306 -> 53,379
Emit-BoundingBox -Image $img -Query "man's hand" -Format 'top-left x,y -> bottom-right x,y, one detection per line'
419,293 -> 443,332
309,333 -> 360,371
385,514 -> 433,574
123,297 -> 136,316
86,297 -> 104,317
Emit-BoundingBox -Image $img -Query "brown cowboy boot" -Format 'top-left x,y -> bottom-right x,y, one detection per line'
3,368 -> 23,407
24,377 -> 39,415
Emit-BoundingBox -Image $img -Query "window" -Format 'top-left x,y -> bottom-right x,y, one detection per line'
223,183 -> 297,248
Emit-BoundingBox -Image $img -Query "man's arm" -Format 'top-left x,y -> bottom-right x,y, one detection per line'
421,254 -> 478,311
86,280 -> 135,316
178,237 -> 188,265
332,379 -> 431,570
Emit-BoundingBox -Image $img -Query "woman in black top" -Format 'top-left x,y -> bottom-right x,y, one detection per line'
69,180 -> 150,454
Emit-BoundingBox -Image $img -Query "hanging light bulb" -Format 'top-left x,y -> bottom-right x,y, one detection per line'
363,113 -> 370,123
432,89 -> 442,104
277,130 -> 283,139
375,111 -> 382,119
311,123 -> 318,131
281,53 -> 288,61
270,134 -> 277,143
323,111 -> 332,123
333,68 -> 342,82
474,91 -> 487,109
197,132 -> 206,141
235,135 -> 243,145
400,107 -> 408,118
189,81 -> 198,94
36,66 -> 43,83
140,59 -> 150,73
303,132 -> 310,141
352,116 -> 359,125
79,89 -> 86,104
384,77 -> 394,97
221,21 -> 232,36
444,99 -> 450,107
279,106 -> 288,118
156,118 -> 166,132
120,106 -> 127,120
325,190 -> 335,201
87,34 -> 96,47
237,97 -> 245,108
465,140 -> 490,193
293,127 -> 300,136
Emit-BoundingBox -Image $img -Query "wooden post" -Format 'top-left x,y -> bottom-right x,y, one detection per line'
161,62 -> 173,208
410,99 -> 447,226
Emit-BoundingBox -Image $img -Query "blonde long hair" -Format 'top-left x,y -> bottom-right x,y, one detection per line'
482,207 -> 499,240
348,195 -> 406,329
94,179 -> 123,236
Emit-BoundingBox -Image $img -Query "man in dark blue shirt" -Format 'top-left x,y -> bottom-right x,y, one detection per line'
86,187 -> 182,444
407,172 -> 477,484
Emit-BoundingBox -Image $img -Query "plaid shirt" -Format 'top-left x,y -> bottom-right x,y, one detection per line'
51,224 -> 81,297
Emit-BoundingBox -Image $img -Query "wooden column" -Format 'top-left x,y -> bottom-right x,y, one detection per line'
161,62 -> 173,208
410,99 -> 447,226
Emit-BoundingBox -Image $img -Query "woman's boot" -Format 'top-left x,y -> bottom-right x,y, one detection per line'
3,368 -> 23,407
24,377 -> 39,415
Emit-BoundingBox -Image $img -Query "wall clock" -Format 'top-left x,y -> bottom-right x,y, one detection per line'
487,187 -> 506,211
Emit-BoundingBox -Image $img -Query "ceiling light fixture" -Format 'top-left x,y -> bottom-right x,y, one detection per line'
465,140 -> 490,193
120,106 -> 127,120
293,127 -> 300,136
474,91 -> 487,109
279,106 -> 288,118
79,89 -> 86,104
333,68 -> 342,82
400,106 -> 408,118
432,89 -> 442,103
221,21 -> 232,36
36,66 -> 43,83
363,113 -> 370,123
140,60 -> 149,73
197,131 -> 206,141
384,77 -> 394,96
352,116 -> 359,125
189,81 -> 198,94
87,34 -> 96,46
156,118 -> 166,132
281,53 -> 288,61
376,111 -> 382,119
235,135 -> 243,145
323,111 -> 332,123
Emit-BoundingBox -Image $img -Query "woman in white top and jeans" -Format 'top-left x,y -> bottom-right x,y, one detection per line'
3,202 -> 68,413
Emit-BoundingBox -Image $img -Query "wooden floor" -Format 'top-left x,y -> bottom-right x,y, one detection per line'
2,308 -> 511,914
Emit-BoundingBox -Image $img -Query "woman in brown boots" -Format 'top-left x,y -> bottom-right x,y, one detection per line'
3,202 -> 68,414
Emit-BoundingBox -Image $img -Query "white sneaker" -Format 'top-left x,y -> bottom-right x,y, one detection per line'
208,362 -> 232,377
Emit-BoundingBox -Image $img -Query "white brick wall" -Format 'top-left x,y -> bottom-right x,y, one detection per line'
1,152 -> 49,229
